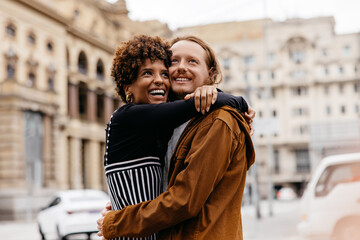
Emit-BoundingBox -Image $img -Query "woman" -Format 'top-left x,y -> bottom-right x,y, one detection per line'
103,34 -> 249,240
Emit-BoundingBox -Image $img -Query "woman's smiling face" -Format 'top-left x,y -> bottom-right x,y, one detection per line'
125,59 -> 170,104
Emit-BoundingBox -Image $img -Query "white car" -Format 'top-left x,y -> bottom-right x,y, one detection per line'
297,152 -> 360,240
276,187 -> 297,201
37,189 -> 109,240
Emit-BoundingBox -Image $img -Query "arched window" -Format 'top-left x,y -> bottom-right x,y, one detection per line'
27,72 -> 36,87
96,59 -> 104,80
78,51 -> 88,74
47,41 -> 54,52
5,48 -> 17,79
7,64 -> 15,79
79,83 -> 88,119
27,32 -> 36,45
6,23 -> 16,37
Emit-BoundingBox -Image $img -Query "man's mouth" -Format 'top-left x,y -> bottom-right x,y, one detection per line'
149,89 -> 166,96
174,78 -> 191,82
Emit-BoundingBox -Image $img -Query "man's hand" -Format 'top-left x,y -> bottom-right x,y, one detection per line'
241,105 -> 256,135
184,86 -> 217,114
97,201 -> 112,240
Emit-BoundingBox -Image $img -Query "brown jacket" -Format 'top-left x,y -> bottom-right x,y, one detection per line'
103,106 -> 255,240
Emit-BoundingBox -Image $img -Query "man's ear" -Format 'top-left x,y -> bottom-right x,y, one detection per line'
208,67 -> 215,82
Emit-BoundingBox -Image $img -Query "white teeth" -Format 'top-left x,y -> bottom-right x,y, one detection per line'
175,78 -> 190,81
149,89 -> 165,96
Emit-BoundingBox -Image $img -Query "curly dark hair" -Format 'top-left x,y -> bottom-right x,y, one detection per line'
111,34 -> 172,103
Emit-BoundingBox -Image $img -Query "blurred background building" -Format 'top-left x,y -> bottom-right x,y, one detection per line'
0,0 -> 359,220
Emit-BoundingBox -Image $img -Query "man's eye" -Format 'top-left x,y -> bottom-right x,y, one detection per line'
171,59 -> 178,63
189,59 -> 197,63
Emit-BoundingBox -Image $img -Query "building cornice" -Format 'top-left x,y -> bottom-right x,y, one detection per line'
15,0 -> 116,54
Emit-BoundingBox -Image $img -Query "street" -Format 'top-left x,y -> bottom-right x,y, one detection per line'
0,200 -> 307,240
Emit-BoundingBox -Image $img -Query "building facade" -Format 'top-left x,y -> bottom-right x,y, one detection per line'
176,17 -> 360,197
0,0 -> 170,220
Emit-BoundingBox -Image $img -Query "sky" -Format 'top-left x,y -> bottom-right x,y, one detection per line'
107,0 -> 360,34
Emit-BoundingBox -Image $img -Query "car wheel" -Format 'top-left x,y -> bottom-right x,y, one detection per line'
38,224 -> 46,240
334,218 -> 360,240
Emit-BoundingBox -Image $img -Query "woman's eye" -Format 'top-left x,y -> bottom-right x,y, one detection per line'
143,71 -> 152,76
162,72 -> 169,78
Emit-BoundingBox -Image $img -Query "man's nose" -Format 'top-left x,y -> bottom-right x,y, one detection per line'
177,60 -> 187,72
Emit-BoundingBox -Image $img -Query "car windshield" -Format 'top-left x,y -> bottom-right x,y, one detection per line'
315,162 -> 360,197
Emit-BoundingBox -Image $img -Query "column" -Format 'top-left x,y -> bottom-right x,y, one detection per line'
87,89 -> 97,122
85,140 -> 102,189
68,83 -> 79,119
69,137 -> 83,189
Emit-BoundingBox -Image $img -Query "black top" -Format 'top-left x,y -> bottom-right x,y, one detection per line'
104,93 -> 248,167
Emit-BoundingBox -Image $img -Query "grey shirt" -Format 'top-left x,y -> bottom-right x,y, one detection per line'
162,121 -> 189,192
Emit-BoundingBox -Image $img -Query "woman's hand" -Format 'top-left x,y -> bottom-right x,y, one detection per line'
97,201 -> 111,240
241,105 -> 256,135
184,86 -> 218,114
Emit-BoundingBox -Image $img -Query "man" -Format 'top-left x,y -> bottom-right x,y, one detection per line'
98,36 -> 255,240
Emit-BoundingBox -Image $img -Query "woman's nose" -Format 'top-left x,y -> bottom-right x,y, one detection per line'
153,73 -> 164,85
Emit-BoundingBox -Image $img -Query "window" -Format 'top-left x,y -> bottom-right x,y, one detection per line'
47,41 -> 54,52
324,67 -> 329,76
258,111 -> 263,118
291,50 -> 305,64
6,24 -> 16,37
355,66 -> 358,73
274,149 -> 280,174
295,149 -> 310,173
48,76 -> 54,91
73,9 -> 80,20
292,69 -> 306,79
339,84 -> 344,93
257,73 -> 261,81
355,104 -> 359,114
243,55 -> 254,65
97,93 -> 104,123
343,45 -> 351,56
321,48 -> 327,57
223,58 -> 230,69
96,59 -> 104,80
270,71 -> 275,80
339,66 -> 343,74
341,105 -> 346,114
292,86 -> 308,96
27,72 -> 36,87
272,110 -> 277,117
326,106 -> 331,116
354,83 -> 359,93
6,64 -> 15,79
271,88 -> 276,98
267,53 -> 275,63
79,83 -> 88,119
324,85 -> 329,94
27,33 -> 36,45
78,51 -> 88,74
243,72 -> 248,82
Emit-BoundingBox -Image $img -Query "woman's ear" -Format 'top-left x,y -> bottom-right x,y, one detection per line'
124,84 -> 132,95
208,67 -> 215,82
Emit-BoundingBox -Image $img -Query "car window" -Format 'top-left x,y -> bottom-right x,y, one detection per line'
48,197 -> 61,208
315,162 -> 360,197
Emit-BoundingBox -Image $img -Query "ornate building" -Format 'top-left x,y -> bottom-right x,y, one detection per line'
176,17 -> 360,197
0,0 -> 171,220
